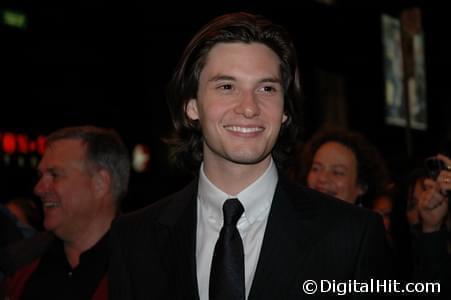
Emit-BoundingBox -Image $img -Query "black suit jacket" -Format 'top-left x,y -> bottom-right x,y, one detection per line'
109,176 -> 390,299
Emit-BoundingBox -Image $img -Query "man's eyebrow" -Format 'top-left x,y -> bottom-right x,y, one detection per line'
208,75 -> 236,83
207,75 -> 282,84
258,77 -> 282,84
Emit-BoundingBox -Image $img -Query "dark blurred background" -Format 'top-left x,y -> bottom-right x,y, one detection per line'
1,0 -> 449,212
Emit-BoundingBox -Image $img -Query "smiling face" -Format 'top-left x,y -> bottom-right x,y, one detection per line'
186,42 -> 287,171
307,141 -> 365,204
34,139 -> 102,240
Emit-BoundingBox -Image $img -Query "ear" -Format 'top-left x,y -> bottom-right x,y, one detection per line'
186,98 -> 199,121
91,169 -> 111,199
282,113 -> 288,124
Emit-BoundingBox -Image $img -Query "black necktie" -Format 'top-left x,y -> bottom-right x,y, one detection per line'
209,198 -> 245,300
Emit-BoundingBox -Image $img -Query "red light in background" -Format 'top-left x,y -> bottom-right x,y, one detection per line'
3,132 -> 16,154
36,135 -> 46,155
17,134 -> 28,153
29,141 -> 36,152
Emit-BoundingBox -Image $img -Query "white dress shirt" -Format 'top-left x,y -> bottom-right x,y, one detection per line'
196,158 -> 278,300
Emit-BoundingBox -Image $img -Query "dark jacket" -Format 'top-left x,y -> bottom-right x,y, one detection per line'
109,176 -> 390,299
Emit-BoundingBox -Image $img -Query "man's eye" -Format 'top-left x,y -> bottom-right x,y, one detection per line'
219,84 -> 233,90
310,165 -> 320,172
259,86 -> 277,93
333,170 -> 345,177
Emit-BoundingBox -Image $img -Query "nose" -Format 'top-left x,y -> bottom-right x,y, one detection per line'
34,175 -> 48,197
234,91 -> 260,118
316,169 -> 331,184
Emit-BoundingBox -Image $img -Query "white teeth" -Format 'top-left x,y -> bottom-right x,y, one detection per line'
225,126 -> 263,133
44,203 -> 59,208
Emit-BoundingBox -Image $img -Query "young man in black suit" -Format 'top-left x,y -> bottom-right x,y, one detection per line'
109,12 -> 389,299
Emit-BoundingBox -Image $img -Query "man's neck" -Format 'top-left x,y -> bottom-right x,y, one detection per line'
62,214 -> 113,268
203,156 -> 272,195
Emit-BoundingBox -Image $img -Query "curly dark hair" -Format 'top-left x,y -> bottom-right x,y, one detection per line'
294,127 -> 390,206
165,12 -> 303,171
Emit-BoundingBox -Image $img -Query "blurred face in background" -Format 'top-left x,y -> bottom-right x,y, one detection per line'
34,139 -> 101,241
5,201 -> 33,228
307,141 -> 365,204
372,195 -> 393,233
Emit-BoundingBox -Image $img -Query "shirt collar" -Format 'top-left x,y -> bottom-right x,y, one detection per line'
198,158 -> 278,225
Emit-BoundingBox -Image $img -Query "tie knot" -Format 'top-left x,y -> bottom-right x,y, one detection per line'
222,198 -> 244,226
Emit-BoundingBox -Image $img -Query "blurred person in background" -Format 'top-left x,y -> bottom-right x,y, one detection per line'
372,186 -> 396,244
289,127 -> 390,207
410,154 -> 450,298
0,197 -> 42,285
2,197 -> 43,240
0,204 -> 23,247
1,125 -> 130,300
405,168 -> 429,230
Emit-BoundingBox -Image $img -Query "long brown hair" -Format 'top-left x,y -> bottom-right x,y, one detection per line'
165,12 -> 303,171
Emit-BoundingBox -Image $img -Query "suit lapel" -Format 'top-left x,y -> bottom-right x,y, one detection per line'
157,179 -> 200,300
248,178 -> 322,299
153,177 -> 325,299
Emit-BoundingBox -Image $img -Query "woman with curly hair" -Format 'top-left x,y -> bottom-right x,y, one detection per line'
291,127 -> 390,207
